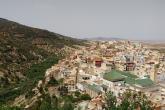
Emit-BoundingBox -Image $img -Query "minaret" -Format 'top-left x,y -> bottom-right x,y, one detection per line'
150,64 -> 158,82
75,62 -> 80,84
75,67 -> 79,84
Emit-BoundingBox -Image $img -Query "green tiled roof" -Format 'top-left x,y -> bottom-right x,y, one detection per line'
103,70 -> 126,81
124,78 -> 154,87
125,77 -> 136,85
103,70 -> 154,87
135,78 -> 154,87
120,71 -> 138,78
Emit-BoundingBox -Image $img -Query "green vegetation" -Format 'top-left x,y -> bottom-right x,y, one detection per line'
0,55 -> 59,103
80,94 -> 91,101
105,90 -> 154,110
0,104 -> 22,110
0,18 -> 85,87
74,91 -> 81,97
39,94 -> 52,110
26,55 -> 59,80
61,100 -> 74,110
105,91 -> 117,110
0,18 -> 85,108
35,93 -> 75,110
47,77 -> 59,86
59,91 -> 91,103
0,18 -> 86,109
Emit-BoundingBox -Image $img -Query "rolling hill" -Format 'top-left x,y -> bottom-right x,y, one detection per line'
0,18 -> 84,86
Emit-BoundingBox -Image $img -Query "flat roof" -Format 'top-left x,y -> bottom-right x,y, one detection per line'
81,82 -> 102,93
88,84 -> 102,93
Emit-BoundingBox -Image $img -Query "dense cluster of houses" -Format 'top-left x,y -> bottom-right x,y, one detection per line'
44,40 -> 165,110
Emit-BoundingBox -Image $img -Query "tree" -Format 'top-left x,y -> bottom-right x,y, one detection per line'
118,91 -> 154,110
105,90 -> 154,110
58,78 -> 64,85
80,94 -> 91,100
39,100 -> 52,110
0,104 -> 22,110
51,95 -> 59,110
39,94 -> 52,110
58,85 -> 68,96
105,91 -> 117,110
61,100 -> 74,110
48,77 -> 59,86
74,91 -> 81,97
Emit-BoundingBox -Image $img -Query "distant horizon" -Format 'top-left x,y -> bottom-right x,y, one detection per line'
1,17 -> 165,42
81,36 -> 165,42
0,0 -> 165,41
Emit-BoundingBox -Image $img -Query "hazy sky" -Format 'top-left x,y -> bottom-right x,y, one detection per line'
0,0 -> 165,41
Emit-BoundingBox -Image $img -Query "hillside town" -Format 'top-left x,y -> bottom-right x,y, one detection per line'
42,40 -> 165,110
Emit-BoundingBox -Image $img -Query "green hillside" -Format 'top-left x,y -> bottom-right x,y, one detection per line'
0,18 -> 84,86
0,18 -> 85,105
